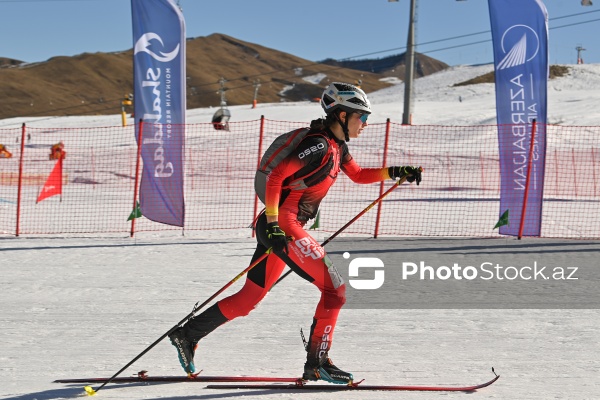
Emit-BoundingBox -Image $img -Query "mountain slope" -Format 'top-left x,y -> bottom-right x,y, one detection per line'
0,34 -> 400,120
320,52 -> 449,79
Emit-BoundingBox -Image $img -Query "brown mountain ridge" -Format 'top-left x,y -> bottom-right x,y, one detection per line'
0,33 -> 448,120
320,52 -> 449,79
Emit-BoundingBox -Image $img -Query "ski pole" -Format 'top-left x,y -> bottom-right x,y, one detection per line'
86,172 -> 418,395
272,173 -> 412,287
85,249 -> 273,396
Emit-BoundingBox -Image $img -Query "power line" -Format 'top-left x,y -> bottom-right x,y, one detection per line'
418,17 -> 600,57
343,10 -> 600,61
550,9 -> 600,21
550,17 -> 600,30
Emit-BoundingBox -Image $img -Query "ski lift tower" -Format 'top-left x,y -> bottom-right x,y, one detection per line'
388,0 -> 416,125
252,79 -> 261,109
576,46 -> 586,64
212,77 -> 231,130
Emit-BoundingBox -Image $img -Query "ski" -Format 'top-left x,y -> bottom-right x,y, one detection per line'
205,373 -> 500,392
54,370 -> 301,384
55,369 -> 499,393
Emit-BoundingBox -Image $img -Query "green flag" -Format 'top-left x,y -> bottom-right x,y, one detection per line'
309,210 -> 320,230
128,201 -> 142,221
493,209 -> 509,230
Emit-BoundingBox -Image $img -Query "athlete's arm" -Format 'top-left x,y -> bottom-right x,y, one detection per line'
341,144 -> 391,184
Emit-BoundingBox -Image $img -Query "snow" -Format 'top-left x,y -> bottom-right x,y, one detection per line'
302,73 -> 327,85
3,63 -> 600,128
1,64 -> 600,399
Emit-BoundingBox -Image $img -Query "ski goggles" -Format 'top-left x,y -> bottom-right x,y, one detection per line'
356,112 -> 369,123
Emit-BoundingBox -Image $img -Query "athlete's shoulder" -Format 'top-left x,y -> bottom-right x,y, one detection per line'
295,133 -> 330,160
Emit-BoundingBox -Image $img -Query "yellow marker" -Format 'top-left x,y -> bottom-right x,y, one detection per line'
84,386 -> 97,396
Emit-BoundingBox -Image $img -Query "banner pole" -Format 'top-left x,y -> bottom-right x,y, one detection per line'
518,120 -> 537,240
15,123 -> 27,237
60,158 -> 63,202
131,119 -> 144,237
592,147 -> 598,196
571,148 -> 578,197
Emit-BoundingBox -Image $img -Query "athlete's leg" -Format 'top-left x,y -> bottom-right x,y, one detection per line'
170,212 -> 291,373
182,242 -> 286,341
277,215 -> 347,367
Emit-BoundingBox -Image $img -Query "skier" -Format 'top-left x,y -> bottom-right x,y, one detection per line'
169,82 -> 422,384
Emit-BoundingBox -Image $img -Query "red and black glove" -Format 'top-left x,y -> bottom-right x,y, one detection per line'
265,222 -> 289,253
389,166 -> 422,185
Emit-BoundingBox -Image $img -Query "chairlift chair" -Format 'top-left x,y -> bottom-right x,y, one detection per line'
213,78 -> 231,131
212,105 -> 231,131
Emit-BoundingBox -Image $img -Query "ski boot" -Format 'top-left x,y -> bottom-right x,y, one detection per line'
168,327 -> 197,374
303,357 -> 353,384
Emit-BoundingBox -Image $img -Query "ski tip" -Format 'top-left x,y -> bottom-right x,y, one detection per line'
84,386 -> 97,396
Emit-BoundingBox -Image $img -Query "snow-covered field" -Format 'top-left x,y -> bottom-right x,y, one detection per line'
2,63 -> 600,129
1,64 -> 600,399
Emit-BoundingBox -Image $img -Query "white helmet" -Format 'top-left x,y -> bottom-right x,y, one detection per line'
321,82 -> 371,116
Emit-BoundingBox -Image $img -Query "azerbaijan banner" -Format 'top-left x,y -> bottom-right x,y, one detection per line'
488,0 -> 548,236
131,0 -> 186,226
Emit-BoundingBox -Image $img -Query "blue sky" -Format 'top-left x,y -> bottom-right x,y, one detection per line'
1,0 -> 598,66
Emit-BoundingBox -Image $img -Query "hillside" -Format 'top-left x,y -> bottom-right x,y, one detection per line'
0,57 -> 22,67
453,65 -> 571,86
0,34 -> 455,120
320,52 -> 449,79
0,34 -> 388,120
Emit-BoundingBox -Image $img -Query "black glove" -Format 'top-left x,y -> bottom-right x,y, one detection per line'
389,166 -> 422,185
265,222 -> 289,253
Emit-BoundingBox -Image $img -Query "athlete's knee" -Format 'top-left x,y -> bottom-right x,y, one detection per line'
324,284 -> 346,309
228,301 -> 258,318
336,284 -> 347,307
220,296 -> 261,319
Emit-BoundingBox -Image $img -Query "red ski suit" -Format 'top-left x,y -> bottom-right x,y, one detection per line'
216,128 -> 390,363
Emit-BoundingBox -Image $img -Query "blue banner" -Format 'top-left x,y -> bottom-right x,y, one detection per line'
132,0 -> 186,227
488,0 -> 548,236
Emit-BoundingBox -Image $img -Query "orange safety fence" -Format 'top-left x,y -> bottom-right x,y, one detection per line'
0,119 -> 598,238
